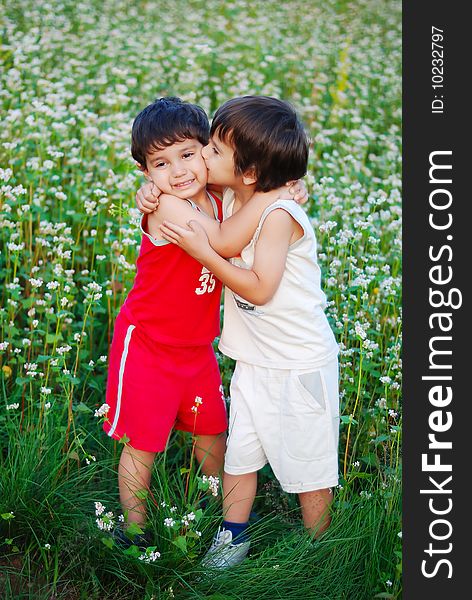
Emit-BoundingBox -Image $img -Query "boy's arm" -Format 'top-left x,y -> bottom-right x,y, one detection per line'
137,181 -> 308,257
160,185 -> 305,258
160,210 -> 293,305
150,189 -> 283,256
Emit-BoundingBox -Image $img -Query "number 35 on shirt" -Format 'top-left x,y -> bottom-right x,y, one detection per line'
195,266 -> 217,295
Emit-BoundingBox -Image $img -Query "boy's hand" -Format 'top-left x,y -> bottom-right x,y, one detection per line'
160,220 -> 212,262
284,179 -> 308,204
135,181 -> 161,214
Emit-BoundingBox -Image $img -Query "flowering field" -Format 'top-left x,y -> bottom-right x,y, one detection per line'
0,0 -> 402,598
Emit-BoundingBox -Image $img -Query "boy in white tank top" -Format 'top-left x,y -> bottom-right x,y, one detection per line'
145,96 -> 340,569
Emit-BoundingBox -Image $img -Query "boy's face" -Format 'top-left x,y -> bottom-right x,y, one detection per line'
202,134 -> 241,188
143,139 -> 208,200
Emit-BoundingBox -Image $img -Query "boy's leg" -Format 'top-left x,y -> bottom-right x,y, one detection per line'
201,470 -> 255,568
222,471 -> 257,523
298,487 -> 333,535
194,432 -> 227,476
118,445 -> 156,526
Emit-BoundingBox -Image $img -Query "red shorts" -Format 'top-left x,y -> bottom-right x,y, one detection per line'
103,311 -> 228,452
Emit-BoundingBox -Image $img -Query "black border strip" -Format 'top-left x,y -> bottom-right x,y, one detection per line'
403,3 -> 467,597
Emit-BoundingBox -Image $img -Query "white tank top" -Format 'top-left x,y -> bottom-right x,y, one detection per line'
218,189 -> 339,369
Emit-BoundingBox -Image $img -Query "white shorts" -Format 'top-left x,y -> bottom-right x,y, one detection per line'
224,358 -> 340,493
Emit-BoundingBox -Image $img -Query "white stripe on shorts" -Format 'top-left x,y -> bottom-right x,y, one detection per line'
107,324 -> 135,438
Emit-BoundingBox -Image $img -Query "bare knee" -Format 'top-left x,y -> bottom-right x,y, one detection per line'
194,432 -> 226,476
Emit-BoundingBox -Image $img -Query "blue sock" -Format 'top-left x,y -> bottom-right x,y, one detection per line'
222,520 -> 249,544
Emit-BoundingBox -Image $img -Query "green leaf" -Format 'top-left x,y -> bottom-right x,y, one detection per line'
172,535 -> 187,554
87,378 -> 103,391
1,513 -> 15,520
180,467 -> 191,475
101,536 -> 114,549
36,354 -> 51,362
74,402 -> 92,413
126,522 -> 144,537
135,489 -> 148,500
46,333 -> 62,344
340,415 -> 359,425
123,545 -> 141,558
372,434 -> 389,444
119,434 -> 130,445
194,508 -> 203,521
360,453 -> 378,466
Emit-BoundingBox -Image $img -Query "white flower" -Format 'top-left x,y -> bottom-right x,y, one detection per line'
397,531 -> 402,539
386,580 -> 392,587
29,278 -> 44,288
355,323 -> 367,340
96,517 -> 114,531
44,543 -> 51,549
94,403 -> 110,418
44,402 -> 51,410
164,518 -> 175,527
57,345 -> 72,355
40,386 -> 52,395
138,550 -> 161,562
6,403 -> 20,410
94,501 -> 105,516
202,474 -> 220,497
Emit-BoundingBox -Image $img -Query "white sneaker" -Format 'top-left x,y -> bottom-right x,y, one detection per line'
201,527 -> 250,569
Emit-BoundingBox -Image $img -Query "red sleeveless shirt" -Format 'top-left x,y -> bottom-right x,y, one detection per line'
121,191 -> 223,346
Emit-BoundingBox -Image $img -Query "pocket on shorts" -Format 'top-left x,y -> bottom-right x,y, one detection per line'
281,369 -> 334,462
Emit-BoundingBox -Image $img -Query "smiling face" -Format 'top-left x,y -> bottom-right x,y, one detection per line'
143,139 -> 208,202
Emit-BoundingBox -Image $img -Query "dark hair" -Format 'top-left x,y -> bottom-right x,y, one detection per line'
210,96 -> 309,192
131,97 -> 210,167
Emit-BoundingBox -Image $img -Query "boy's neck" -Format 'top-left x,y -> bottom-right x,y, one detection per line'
232,183 -> 256,206
189,188 -> 210,206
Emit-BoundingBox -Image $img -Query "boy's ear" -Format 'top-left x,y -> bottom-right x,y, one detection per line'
242,167 -> 257,186
135,162 -> 150,178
